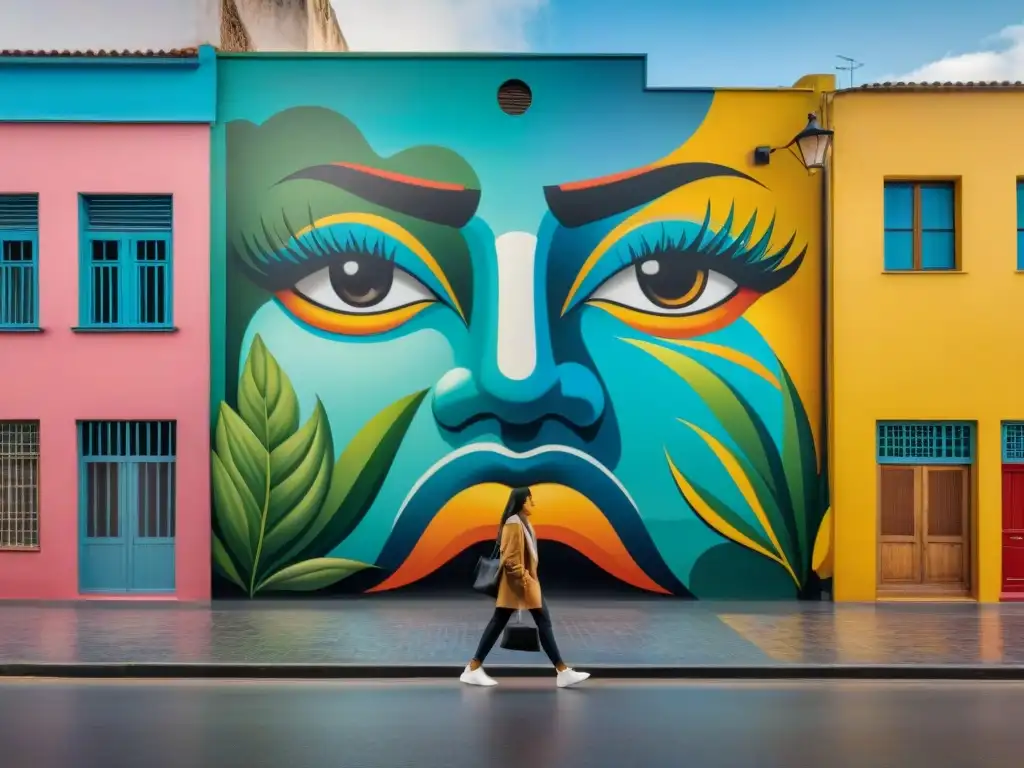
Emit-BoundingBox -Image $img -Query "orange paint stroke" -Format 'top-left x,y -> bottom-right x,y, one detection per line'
332,162 -> 467,191
590,288 -> 758,339
276,292 -> 432,335
369,483 -> 669,594
558,164 -> 656,192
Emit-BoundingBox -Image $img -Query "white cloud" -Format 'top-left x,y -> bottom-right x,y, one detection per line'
331,0 -> 547,52
885,23 -> 1024,82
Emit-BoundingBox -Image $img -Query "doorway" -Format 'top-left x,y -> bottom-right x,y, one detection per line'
78,421 -> 176,594
878,464 -> 970,596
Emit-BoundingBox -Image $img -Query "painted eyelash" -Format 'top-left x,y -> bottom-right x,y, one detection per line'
237,207 -> 397,290
623,202 -> 805,293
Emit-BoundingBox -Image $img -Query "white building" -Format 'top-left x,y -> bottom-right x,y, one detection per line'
0,0 -> 347,52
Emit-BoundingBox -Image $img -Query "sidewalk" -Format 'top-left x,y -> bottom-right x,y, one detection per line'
1,596 -> 1022,679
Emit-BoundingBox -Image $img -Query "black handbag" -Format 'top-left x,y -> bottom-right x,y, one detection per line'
472,523 -> 503,597
500,611 -> 540,653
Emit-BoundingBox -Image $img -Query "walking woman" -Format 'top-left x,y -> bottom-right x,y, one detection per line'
461,486 -> 590,688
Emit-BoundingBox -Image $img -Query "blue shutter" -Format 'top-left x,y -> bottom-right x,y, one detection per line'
0,194 -> 39,230
919,183 -> 955,270
1016,181 -> 1023,271
0,194 -> 39,328
82,195 -> 172,232
883,183 -> 914,270
877,421 -> 974,464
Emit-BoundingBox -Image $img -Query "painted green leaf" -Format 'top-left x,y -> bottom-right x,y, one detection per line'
666,449 -> 776,557
210,450 -> 256,573
278,389 -> 429,569
257,401 -> 334,579
212,534 -> 246,590
778,364 -> 820,568
215,405 -> 268,541
256,558 -> 373,593
627,339 -> 779,489
630,338 -> 800,560
238,334 -> 300,452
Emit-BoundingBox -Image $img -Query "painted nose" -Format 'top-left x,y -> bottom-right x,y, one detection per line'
432,232 -> 605,431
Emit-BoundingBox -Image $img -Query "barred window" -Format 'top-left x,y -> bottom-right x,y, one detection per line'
0,421 -> 39,549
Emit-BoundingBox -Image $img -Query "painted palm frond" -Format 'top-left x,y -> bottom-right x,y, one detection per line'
627,337 -> 828,590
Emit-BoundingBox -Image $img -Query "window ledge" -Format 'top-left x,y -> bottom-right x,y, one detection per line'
0,546 -> 40,553
0,327 -> 44,333
72,326 -> 179,333
882,270 -> 968,275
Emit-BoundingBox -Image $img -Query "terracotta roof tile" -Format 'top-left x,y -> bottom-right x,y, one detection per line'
0,48 -> 199,58
854,80 -> 1024,91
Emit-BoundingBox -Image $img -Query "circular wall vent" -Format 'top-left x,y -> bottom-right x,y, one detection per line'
497,79 -> 532,115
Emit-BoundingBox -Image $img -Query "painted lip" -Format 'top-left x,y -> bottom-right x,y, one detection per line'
372,441 -> 688,595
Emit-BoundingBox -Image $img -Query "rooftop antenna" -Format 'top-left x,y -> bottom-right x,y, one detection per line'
836,55 -> 864,88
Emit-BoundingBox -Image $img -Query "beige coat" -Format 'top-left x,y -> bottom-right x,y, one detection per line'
495,515 -> 543,610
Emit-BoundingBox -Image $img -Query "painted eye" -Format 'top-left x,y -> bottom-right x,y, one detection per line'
589,258 -> 738,315
292,254 -> 435,314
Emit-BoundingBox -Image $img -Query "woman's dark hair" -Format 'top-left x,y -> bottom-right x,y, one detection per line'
500,486 -> 533,525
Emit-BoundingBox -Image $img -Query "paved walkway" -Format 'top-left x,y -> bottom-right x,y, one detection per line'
0,597 -> 1020,672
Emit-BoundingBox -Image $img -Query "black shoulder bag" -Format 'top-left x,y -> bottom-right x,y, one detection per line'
471,520 -> 504,597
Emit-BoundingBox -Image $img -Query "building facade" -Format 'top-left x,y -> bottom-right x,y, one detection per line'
0,48 -> 216,599
830,82 -> 1024,603
210,55 -> 833,600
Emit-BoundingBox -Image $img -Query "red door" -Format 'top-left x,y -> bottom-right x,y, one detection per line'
1001,466 -> 1024,596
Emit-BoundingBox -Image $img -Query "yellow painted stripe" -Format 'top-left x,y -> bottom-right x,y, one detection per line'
665,449 -> 780,564
661,339 -> 780,389
679,419 -> 798,586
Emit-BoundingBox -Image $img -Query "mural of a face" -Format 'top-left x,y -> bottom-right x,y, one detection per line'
213,58 -> 829,600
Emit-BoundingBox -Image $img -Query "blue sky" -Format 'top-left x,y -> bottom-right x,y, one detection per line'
527,0 -> 1021,86
335,0 -> 1023,88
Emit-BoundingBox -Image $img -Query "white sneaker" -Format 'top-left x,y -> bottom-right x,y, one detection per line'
460,665 -> 498,687
556,668 -> 590,688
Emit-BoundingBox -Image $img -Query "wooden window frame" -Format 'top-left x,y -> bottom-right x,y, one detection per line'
1017,179 -> 1023,270
883,180 -> 958,272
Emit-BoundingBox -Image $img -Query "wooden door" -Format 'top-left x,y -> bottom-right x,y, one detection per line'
879,467 -> 921,584
879,465 -> 969,593
922,466 -> 968,586
1002,466 -> 1024,593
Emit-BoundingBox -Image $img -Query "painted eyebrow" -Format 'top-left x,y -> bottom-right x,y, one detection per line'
543,162 -> 763,228
278,162 -> 481,229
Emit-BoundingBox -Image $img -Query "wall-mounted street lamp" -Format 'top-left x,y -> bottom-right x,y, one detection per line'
753,113 -> 834,171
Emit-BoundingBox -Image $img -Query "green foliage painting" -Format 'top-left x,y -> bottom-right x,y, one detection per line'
629,339 -> 831,594
212,335 -> 427,596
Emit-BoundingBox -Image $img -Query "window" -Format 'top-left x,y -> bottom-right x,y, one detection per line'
883,182 -> 956,271
78,195 -> 173,329
877,421 -> 974,464
0,194 -> 39,329
1017,180 -> 1023,270
1004,422 -> 1024,463
0,421 -> 39,549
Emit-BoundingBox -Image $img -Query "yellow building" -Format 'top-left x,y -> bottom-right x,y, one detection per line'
830,82 -> 1024,602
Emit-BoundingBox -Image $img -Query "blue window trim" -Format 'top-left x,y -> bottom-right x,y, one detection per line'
876,421 -> 975,465
0,193 -> 40,330
77,195 -> 174,330
883,181 -> 957,272
1016,180 -> 1023,270
1003,422 -> 1024,463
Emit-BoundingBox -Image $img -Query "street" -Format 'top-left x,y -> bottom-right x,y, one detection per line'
0,678 -> 1022,767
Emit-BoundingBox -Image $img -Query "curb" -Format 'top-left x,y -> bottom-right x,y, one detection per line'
3,663 -> 1024,680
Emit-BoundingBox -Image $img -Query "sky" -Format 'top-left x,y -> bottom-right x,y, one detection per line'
331,0 -> 1024,87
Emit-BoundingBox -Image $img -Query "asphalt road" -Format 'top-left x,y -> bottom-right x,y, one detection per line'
1,678 -> 1022,768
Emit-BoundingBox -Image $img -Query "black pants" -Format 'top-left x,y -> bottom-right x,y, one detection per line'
472,601 -> 563,667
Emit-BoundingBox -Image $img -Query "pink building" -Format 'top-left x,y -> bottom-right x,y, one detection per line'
0,48 -> 216,599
